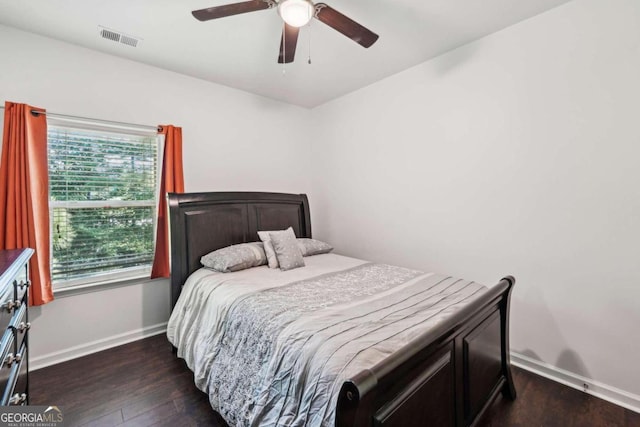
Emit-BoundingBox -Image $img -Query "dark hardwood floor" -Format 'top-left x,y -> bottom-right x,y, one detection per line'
30,334 -> 640,427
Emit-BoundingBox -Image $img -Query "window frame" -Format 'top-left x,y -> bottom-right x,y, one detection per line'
46,118 -> 162,291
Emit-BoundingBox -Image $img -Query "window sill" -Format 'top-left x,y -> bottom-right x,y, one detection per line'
53,274 -> 168,299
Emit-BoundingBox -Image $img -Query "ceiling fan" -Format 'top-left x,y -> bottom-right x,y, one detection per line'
192,0 -> 379,63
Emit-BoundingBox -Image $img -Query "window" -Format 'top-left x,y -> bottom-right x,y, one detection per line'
47,121 -> 160,289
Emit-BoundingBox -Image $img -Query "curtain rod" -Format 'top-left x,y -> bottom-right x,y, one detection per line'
0,105 -> 162,133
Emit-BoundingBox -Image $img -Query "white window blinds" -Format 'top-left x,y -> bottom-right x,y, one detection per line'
48,124 -> 159,286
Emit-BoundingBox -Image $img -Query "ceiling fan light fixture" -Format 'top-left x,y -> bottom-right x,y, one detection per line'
278,0 -> 314,28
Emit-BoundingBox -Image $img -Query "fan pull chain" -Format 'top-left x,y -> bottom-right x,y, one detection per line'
308,22 -> 312,64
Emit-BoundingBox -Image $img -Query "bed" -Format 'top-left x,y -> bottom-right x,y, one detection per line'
167,191 -> 516,427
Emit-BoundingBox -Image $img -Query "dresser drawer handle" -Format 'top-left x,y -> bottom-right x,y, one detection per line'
11,280 -> 29,290
9,392 -> 27,405
4,353 -> 15,366
3,299 -> 22,313
4,352 -> 21,367
3,300 -> 15,312
16,322 -> 31,333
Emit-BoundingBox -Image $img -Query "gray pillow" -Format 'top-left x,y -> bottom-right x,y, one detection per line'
200,242 -> 267,272
257,229 -> 284,268
269,228 -> 305,271
297,238 -> 333,257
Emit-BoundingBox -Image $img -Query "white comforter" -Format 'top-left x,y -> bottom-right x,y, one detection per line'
167,254 -> 486,427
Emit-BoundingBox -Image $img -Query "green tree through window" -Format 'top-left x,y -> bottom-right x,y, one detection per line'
48,124 -> 158,287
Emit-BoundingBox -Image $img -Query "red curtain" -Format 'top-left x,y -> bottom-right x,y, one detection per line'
151,125 -> 184,279
0,102 -> 53,306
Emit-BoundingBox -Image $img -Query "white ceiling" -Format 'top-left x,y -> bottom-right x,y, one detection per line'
0,0 -> 572,108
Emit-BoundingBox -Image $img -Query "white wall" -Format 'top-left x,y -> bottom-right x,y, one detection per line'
0,24 -> 312,366
310,0 -> 640,403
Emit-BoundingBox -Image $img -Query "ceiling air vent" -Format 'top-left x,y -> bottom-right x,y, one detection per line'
100,28 -> 120,43
98,26 -> 142,48
120,35 -> 139,48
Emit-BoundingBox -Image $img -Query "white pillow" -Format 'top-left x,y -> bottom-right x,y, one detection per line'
258,227 -> 295,268
200,242 -> 266,272
270,229 -> 305,271
296,238 -> 333,257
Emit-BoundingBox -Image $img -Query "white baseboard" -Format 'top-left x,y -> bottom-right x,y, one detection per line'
30,322 -> 168,371
511,351 -> 640,414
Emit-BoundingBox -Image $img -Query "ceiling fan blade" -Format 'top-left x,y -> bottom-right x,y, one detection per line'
278,24 -> 300,64
314,3 -> 379,48
192,0 -> 272,21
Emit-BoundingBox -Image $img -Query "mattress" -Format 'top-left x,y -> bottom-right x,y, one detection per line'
167,253 -> 487,427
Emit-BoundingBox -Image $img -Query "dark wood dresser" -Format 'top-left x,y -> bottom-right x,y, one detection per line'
0,249 -> 33,406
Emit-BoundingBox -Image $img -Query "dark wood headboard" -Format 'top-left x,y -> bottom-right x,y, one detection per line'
167,191 -> 311,309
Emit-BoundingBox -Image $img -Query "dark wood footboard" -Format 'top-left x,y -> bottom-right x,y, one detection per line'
335,276 -> 516,427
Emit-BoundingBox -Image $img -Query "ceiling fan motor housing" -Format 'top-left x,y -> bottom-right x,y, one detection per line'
278,0 -> 315,27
